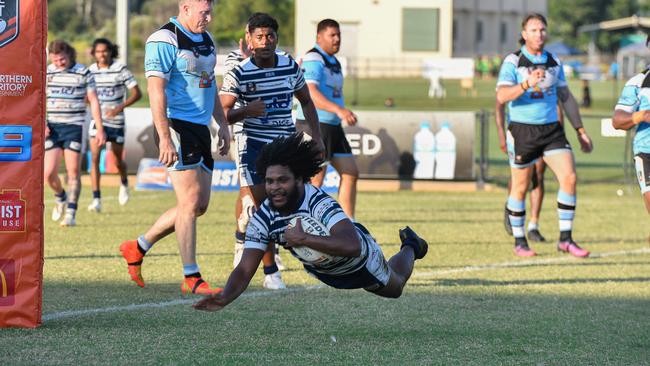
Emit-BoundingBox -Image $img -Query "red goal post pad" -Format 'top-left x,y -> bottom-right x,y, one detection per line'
0,0 -> 47,328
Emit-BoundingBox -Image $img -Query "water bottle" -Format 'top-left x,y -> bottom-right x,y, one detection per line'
435,122 -> 456,179
413,122 -> 436,179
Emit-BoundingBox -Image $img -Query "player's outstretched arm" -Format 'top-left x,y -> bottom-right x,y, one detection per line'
285,218 -> 361,257
194,248 -> 264,312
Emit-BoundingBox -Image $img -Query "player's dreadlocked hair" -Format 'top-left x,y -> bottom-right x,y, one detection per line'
256,132 -> 324,183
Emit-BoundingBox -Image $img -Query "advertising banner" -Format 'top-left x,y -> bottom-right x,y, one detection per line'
125,109 -> 475,182
0,0 -> 47,328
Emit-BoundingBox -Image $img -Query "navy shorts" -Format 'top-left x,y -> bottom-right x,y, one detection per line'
45,124 -> 83,152
295,119 -> 353,161
236,134 -> 267,186
90,121 -> 125,145
154,118 -> 214,172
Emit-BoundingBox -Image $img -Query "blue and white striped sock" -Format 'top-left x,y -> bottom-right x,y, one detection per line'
183,263 -> 201,278
137,235 -> 153,253
557,190 -> 576,242
506,196 -> 527,245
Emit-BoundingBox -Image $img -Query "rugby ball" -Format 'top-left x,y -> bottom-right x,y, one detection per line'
287,216 -> 332,263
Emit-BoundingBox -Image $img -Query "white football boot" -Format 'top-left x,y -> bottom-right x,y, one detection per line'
118,184 -> 130,206
233,242 -> 244,268
51,201 -> 66,221
274,252 -> 286,271
59,211 -> 76,227
263,272 -> 286,290
87,198 -> 102,213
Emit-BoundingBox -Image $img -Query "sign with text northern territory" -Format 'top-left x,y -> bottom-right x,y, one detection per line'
0,0 -> 46,328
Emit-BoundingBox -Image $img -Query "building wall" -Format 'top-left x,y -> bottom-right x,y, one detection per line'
295,0 -> 453,61
452,0 -> 548,57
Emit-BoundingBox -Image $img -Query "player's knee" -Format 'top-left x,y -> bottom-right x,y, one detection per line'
237,195 -> 256,232
563,171 -> 577,187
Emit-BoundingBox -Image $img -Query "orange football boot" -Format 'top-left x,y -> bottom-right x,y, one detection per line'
181,277 -> 223,295
119,240 -> 145,288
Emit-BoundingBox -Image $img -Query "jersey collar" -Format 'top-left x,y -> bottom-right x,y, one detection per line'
520,45 -> 548,64
170,16 -> 204,42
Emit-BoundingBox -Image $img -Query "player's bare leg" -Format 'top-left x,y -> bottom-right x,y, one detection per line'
371,226 -> 427,299
111,142 -> 130,205
527,160 -> 546,242
88,137 -> 103,212
544,151 -> 589,257
253,183 -> 285,289
60,148 -> 81,227
45,148 -> 66,221
508,165 -> 535,256
330,155 -> 358,219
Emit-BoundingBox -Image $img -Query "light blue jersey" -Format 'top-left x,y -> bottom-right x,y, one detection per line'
614,69 -> 650,154
497,46 -> 567,125
295,45 -> 344,125
46,63 -> 95,126
144,17 -> 216,125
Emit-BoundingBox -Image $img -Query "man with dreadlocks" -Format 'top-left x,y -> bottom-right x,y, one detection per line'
194,133 -> 428,311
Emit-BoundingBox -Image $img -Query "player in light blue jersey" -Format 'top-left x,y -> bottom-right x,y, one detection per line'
295,19 -> 359,219
613,35 -> 650,216
220,13 -> 323,290
119,0 -> 231,296
45,40 -> 106,227
193,133 -> 428,312
88,38 -> 142,212
496,13 -> 593,258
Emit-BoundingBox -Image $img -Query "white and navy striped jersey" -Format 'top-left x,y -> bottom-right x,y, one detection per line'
46,63 -> 95,126
89,62 -> 138,129
223,49 -> 291,134
244,184 -> 372,276
220,53 -> 305,142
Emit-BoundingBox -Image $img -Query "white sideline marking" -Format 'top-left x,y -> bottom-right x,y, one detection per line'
413,247 -> 650,278
43,285 -> 324,322
43,248 -> 649,322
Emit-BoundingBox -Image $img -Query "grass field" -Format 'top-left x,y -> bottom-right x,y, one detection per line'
1,182 -> 649,364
